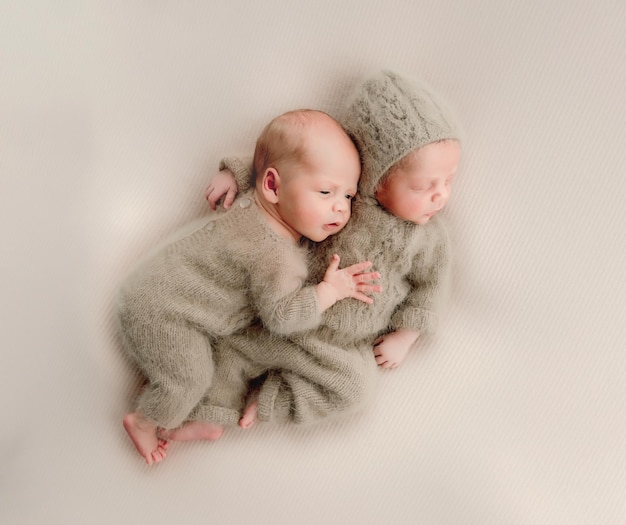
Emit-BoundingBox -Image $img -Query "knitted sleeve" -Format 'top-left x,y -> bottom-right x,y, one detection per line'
390,220 -> 451,335
219,157 -> 254,192
255,281 -> 322,335
246,236 -> 322,335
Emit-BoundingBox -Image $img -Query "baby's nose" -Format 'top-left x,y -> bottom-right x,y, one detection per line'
434,186 -> 449,202
334,198 -> 348,212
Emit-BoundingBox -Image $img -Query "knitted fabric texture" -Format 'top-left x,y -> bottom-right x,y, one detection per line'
311,199 -> 451,339
341,70 -> 462,199
118,191 -> 321,428
188,324 -> 379,426
208,71 -> 457,425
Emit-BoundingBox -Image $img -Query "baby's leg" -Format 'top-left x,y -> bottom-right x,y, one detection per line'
123,411 -> 169,465
119,299 -> 215,431
255,362 -> 376,425
159,421 -> 224,442
183,339 -> 265,429
248,337 -> 380,425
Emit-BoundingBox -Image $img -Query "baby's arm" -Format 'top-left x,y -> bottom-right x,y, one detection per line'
315,254 -> 381,313
205,157 -> 253,209
254,254 -> 381,336
376,222 -> 451,368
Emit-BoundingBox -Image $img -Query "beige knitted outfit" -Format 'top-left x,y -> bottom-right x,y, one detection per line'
189,71 -> 462,425
117,191 -> 321,429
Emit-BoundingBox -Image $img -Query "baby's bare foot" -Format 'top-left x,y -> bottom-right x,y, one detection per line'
239,400 -> 258,429
123,412 -> 167,465
159,421 -> 224,442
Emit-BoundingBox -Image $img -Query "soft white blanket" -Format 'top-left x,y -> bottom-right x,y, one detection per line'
2,2 -> 624,524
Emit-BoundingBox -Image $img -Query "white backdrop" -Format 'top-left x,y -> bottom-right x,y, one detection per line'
2,1 -> 625,524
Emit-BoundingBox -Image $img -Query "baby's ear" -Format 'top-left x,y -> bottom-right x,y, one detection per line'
261,167 -> 280,203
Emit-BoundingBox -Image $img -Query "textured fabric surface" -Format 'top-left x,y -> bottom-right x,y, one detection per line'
3,2 -> 625,524
117,191 -> 318,428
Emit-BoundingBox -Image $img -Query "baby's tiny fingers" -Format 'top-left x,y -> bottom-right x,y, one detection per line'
354,271 -> 381,283
223,188 -> 236,209
357,284 -> 382,294
346,260 -> 373,274
353,292 -> 374,304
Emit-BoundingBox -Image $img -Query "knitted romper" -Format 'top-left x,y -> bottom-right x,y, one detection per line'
117,190 -> 321,429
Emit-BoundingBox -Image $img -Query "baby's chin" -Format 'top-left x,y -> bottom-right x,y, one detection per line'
308,231 -> 339,243
409,214 -> 434,226
415,209 -> 445,225
311,222 -> 346,241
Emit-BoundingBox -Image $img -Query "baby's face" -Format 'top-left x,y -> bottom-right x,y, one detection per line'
375,140 -> 460,225
276,120 -> 361,242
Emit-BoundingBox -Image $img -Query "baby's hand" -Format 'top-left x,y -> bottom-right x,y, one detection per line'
316,254 -> 382,312
205,169 -> 238,210
373,328 -> 420,369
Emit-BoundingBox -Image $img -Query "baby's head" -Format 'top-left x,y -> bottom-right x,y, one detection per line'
252,109 -> 361,242
342,71 -> 462,225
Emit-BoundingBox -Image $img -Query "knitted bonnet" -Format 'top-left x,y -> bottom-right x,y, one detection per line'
341,70 -> 462,199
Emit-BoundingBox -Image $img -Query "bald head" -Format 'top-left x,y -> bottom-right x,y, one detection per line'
252,109 -> 355,183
